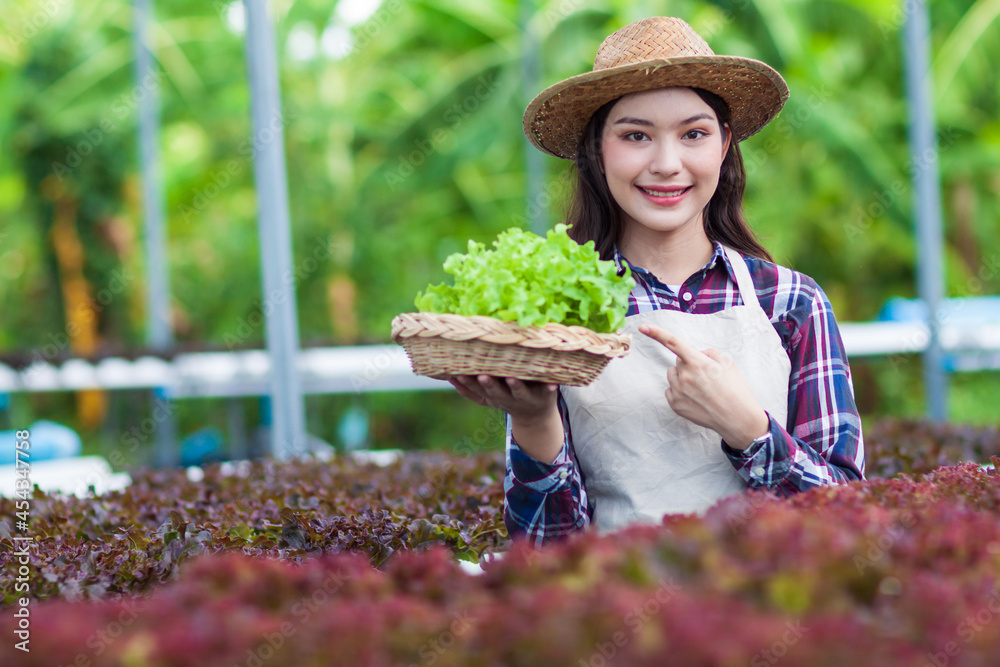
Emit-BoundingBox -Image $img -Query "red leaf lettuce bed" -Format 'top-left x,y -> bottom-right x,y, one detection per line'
1,417 -> 999,666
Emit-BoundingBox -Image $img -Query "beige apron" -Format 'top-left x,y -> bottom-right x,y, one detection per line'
562,247 -> 791,532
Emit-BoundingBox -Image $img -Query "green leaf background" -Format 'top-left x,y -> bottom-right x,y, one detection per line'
1,0 -> 999,454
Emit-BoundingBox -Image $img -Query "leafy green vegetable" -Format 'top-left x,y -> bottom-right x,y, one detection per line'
415,224 -> 635,332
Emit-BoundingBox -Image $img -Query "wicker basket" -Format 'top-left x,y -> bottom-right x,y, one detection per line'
391,312 -> 631,386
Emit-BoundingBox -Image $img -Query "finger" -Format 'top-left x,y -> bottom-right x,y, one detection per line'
457,375 -> 488,394
504,377 -> 527,399
638,324 -> 702,363
449,376 -> 473,393
476,375 -> 514,399
702,348 -> 728,363
664,383 -> 675,406
506,377 -> 556,401
453,375 -> 478,388
700,348 -> 732,380
450,378 -> 488,405
454,375 -> 485,395
666,366 -> 679,387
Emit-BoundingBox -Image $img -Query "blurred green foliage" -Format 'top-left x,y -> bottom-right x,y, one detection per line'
0,0 -> 999,460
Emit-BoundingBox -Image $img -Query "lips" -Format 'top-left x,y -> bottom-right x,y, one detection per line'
636,185 -> 693,206
638,185 -> 692,197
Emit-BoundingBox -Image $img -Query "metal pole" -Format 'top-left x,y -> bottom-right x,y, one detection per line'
242,0 -> 307,459
226,397 -> 247,460
134,0 -> 176,466
903,0 -> 948,421
520,0 -> 545,236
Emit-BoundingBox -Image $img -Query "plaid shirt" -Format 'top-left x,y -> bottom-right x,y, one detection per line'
504,242 -> 866,546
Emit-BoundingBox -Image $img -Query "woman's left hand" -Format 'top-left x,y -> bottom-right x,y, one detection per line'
638,323 -> 770,450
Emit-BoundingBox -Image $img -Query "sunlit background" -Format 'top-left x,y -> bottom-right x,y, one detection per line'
1,0 -> 999,468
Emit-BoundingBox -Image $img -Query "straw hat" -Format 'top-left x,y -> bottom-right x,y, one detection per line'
523,17 -> 789,160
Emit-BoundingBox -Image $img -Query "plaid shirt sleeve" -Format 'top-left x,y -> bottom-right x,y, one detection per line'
503,390 -> 590,546
721,270 -> 866,492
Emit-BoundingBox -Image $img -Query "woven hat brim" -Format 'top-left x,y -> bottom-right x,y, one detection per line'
523,55 -> 789,160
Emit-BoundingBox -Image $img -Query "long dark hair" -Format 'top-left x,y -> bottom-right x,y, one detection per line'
565,87 -> 774,264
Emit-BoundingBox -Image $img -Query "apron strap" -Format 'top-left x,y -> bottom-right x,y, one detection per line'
722,246 -> 761,311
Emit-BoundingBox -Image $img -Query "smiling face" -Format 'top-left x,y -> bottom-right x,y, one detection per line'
600,87 -> 731,249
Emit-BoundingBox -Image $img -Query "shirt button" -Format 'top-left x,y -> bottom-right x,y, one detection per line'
682,291 -> 693,302
558,470 -> 569,480
752,466 -> 766,478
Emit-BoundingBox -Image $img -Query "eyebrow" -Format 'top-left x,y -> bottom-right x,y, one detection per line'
613,113 -> 715,127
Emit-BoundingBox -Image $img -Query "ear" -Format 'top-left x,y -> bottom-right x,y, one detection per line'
721,122 -> 732,157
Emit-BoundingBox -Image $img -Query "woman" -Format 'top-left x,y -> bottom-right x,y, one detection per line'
449,17 -> 865,545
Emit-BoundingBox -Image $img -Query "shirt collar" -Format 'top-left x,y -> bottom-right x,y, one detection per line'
612,241 -> 736,283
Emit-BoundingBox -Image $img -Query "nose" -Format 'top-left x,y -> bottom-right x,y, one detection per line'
648,138 -> 682,176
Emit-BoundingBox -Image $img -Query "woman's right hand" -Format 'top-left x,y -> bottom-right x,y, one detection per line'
448,375 -> 556,419
448,375 -> 564,463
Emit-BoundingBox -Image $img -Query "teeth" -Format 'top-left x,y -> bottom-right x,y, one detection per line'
640,186 -> 688,197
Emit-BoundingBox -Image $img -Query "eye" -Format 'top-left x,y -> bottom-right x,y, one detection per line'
622,131 -> 648,142
684,129 -> 707,140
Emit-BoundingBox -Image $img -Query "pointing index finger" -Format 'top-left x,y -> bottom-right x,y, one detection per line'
638,324 -> 701,363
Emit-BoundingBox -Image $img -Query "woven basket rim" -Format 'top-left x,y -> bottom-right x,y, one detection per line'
391,312 -> 630,359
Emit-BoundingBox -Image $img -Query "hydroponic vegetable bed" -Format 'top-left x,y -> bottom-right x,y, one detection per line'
1,418 -> 999,666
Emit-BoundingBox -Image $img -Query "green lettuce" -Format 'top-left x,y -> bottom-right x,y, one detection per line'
415,224 -> 634,333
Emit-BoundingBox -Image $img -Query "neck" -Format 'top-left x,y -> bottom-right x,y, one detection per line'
619,224 -> 715,285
